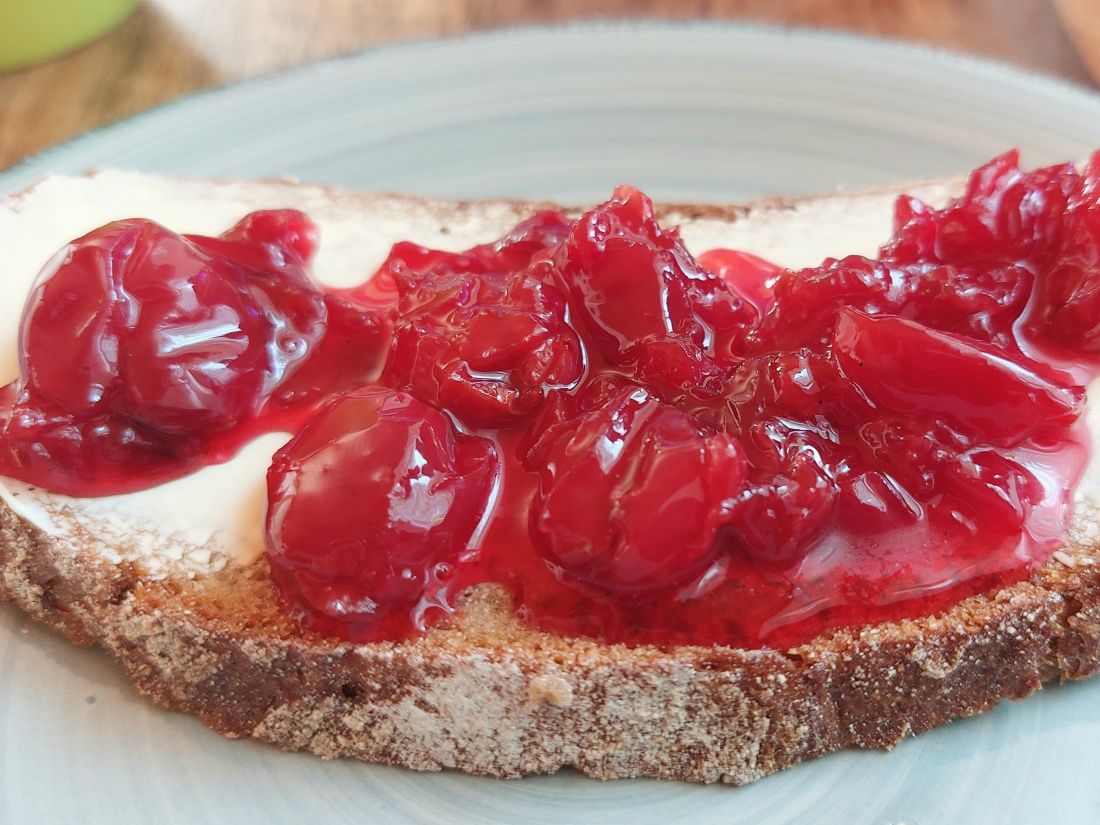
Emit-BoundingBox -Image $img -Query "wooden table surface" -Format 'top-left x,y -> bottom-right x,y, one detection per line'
2,0 -> 1100,173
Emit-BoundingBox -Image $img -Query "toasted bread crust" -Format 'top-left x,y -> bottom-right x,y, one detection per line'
2,492 -> 1098,784
1,177 -> 1099,784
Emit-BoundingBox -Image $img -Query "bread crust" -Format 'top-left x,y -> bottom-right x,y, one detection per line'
0,177 -> 1098,785
3,492 -> 1098,784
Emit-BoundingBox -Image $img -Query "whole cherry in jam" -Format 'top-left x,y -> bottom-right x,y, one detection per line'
832,308 -> 1082,442
0,210 -> 384,495
543,185 -> 757,399
265,387 -> 498,642
530,382 -> 746,592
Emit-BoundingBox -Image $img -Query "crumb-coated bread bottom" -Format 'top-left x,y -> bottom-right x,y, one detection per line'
2,497 -> 1097,784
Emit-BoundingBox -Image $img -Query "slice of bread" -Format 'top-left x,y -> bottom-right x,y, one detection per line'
0,171 -> 1097,785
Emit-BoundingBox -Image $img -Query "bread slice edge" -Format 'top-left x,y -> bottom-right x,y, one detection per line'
0,171 -> 1097,785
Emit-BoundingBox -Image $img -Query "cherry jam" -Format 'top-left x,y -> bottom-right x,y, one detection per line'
3,150 -> 1099,648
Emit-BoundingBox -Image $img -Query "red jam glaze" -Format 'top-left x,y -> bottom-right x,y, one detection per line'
542,188 -> 758,400
0,211 -> 390,495
6,150 -> 1100,648
265,387 -> 498,642
529,381 -> 747,593
377,211 -> 583,428
261,153 -> 1100,647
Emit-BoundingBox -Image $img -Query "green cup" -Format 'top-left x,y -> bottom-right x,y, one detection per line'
0,0 -> 138,72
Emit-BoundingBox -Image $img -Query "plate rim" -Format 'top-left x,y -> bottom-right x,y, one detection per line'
4,18 -> 1100,192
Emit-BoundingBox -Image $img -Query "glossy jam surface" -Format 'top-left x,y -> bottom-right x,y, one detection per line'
5,151 -> 1100,648
0,210 -> 389,495
266,387 -> 498,641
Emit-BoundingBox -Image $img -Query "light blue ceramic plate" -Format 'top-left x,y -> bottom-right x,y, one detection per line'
3,22 -> 1100,825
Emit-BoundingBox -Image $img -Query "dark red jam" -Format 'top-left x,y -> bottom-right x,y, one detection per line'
0,210 -> 389,495
3,150 -> 1100,649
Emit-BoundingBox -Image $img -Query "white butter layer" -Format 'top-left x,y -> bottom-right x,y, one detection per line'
0,171 -> 1093,573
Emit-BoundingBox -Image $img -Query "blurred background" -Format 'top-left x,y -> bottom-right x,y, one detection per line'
1,0 -> 1099,172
